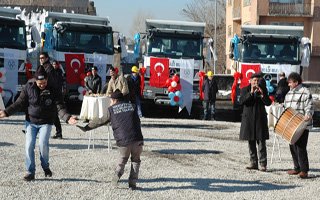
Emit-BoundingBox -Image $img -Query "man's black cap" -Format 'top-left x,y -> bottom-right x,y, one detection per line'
110,89 -> 123,99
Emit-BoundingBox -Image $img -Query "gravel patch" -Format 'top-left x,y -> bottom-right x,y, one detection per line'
1,113 -> 320,199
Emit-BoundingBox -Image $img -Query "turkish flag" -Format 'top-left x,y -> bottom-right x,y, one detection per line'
149,57 -> 169,88
240,63 -> 261,88
65,54 -> 85,84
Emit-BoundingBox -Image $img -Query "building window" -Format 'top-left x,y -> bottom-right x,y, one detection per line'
270,22 -> 304,26
228,25 -> 232,37
244,0 -> 252,7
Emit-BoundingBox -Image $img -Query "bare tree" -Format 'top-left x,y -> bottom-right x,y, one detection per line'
129,11 -> 154,40
182,0 -> 226,74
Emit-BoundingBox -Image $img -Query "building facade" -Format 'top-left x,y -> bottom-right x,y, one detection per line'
226,0 -> 320,81
0,0 -> 96,15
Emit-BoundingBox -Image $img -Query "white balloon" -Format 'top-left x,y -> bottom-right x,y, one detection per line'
171,81 -> 177,88
78,86 -> 84,93
78,94 -> 83,100
0,68 -> 6,74
0,76 -> 6,83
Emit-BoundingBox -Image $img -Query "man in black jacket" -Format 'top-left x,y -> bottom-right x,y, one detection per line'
77,89 -> 144,190
202,71 -> 218,120
275,72 -> 289,103
38,52 -> 64,139
0,67 -> 77,181
85,66 -> 102,94
126,66 -> 142,117
239,73 -> 272,172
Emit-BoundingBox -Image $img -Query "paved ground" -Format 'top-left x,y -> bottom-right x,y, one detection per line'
1,113 -> 320,200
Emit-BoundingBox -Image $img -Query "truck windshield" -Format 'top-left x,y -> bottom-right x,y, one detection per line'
57,30 -> 114,55
241,40 -> 299,64
0,23 -> 26,50
147,34 -> 202,59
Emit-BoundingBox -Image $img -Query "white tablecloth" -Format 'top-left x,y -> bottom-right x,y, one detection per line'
79,96 -> 110,120
266,103 -> 285,128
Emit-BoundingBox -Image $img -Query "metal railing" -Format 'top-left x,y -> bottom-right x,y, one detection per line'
269,2 -> 312,16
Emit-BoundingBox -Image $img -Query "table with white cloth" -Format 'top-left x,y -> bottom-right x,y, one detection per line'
79,96 -> 112,151
266,103 -> 285,164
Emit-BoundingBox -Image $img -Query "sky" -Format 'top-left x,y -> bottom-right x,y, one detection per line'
93,0 -> 192,37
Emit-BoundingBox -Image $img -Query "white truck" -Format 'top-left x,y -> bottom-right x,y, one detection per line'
23,11 -> 115,103
230,25 -> 309,108
0,7 -> 28,105
140,19 -> 206,118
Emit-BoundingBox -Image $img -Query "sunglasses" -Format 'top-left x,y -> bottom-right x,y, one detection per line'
39,57 -> 45,59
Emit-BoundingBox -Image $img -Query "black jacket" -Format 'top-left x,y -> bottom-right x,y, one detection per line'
202,77 -> 218,102
126,74 -> 141,103
85,75 -> 102,94
4,80 -> 70,125
37,61 -> 61,91
239,84 -> 272,140
275,78 -> 289,103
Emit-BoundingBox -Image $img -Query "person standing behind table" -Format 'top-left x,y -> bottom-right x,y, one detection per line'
239,73 -> 272,172
126,66 -> 143,118
284,72 -> 314,179
0,67 -> 77,181
275,72 -> 290,103
51,60 -> 65,139
85,66 -> 102,94
77,90 -> 144,190
105,66 -> 129,98
202,71 -> 218,120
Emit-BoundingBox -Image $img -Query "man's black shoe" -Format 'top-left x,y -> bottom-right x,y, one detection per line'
23,173 -> 35,181
52,134 -> 63,139
44,168 -> 52,177
77,125 -> 88,132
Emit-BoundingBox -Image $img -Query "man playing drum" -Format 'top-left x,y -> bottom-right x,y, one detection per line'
284,72 -> 314,179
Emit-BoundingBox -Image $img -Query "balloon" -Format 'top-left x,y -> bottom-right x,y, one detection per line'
171,81 -> 177,88
0,72 -> 2,78
176,84 -> 181,91
173,96 -> 179,102
86,71 -> 92,76
0,77 -> 6,82
78,94 -> 83,100
175,91 -> 182,97
0,68 -> 6,74
0,86 -> 2,93
172,75 -> 179,83
78,86 -> 84,93
269,95 -> 275,102
170,99 -> 176,106
168,92 -> 175,98
82,90 -> 87,95
165,78 -> 172,87
168,86 -> 174,92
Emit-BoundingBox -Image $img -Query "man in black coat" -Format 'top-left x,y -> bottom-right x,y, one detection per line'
275,72 -> 289,103
77,89 -> 143,190
38,52 -> 64,139
0,67 -> 77,181
239,73 -> 272,172
126,66 -> 143,117
202,71 -> 218,120
85,66 -> 102,94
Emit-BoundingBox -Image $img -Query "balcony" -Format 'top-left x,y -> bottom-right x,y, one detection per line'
269,3 -> 312,16
233,7 -> 241,20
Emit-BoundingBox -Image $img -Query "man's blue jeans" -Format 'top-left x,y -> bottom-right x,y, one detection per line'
25,121 -> 52,175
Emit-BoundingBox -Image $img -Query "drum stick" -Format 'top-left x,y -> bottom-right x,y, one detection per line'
270,112 -> 279,120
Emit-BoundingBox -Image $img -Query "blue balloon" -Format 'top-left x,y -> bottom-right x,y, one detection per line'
168,92 -> 175,98
175,91 -> 182,97
170,99 -> 176,106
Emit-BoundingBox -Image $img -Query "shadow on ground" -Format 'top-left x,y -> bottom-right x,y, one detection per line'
139,177 -> 297,192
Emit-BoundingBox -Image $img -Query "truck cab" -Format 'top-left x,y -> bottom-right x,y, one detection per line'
141,19 -> 205,117
0,7 -> 27,105
26,11 -> 114,103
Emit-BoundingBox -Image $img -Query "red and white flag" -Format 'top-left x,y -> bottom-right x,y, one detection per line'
240,63 -> 261,88
65,54 -> 85,84
149,57 -> 169,88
